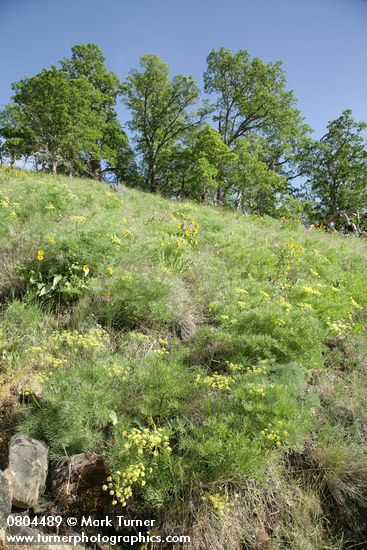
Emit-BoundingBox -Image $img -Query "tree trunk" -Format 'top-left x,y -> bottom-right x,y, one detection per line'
51,158 -> 58,174
149,162 -> 157,192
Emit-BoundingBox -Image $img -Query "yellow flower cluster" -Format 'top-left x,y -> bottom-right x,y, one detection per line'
226,361 -> 243,373
153,338 -> 169,358
170,218 -> 200,247
278,297 -> 292,312
122,427 -> 171,456
102,466 -> 145,507
312,248 -> 329,262
327,319 -> 352,336
247,382 -> 274,398
122,229 -> 134,239
70,215 -> 86,223
350,297 -> 362,309
226,361 -> 267,377
52,328 -> 108,353
281,239 -> 305,276
103,427 -> 171,507
260,421 -> 289,448
247,365 -> 267,376
18,370 -> 52,397
153,348 -> 169,358
18,383 -> 34,397
202,492 -> 234,516
288,239 -> 305,255
110,234 -> 122,246
298,302 -> 314,310
25,346 -> 66,369
36,371 -> 51,384
235,288 -> 248,295
302,286 -> 321,296
0,192 -> 19,218
275,318 -> 286,326
195,373 -> 235,391
104,363 -> 130,381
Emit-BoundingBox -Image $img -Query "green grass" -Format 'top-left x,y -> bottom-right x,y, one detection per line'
1,166 -> 367,549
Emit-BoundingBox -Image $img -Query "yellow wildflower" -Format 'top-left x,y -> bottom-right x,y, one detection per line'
302,286 -> 321,296
70,215 -> 86,223
37,250 -> 44,262
350,297 -> 362,309
235,288 -> 248,295
298,302 -> 313,310
110,234 -> 122,246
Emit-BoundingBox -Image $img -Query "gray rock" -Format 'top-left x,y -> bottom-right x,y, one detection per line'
6,434 -> 48,509
177,312 -> 198,342
0,470 -> 13,528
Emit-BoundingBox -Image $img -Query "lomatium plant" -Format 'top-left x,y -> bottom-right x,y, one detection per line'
260,420 -> 289,449
104,426 -> 172,507
0,190 -> 20,226
202,491 -> 234,517
51,327 -> 108,365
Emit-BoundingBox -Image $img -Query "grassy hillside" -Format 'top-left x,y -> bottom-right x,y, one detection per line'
1,166 -> 367,549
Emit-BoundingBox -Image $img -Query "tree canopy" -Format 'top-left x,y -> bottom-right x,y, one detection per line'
1,44 -> 366,233
300,110 -> 367,234
1,66 -> 104,174
121,54 -> 208,192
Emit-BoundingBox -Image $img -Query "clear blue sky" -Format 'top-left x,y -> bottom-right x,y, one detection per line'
1,0 -> 366,138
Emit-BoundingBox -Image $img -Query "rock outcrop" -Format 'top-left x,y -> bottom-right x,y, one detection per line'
0,470 -> 12,531
5,434 -> 48,509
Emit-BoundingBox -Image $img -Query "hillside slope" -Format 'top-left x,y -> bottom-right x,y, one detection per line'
1,166 -> 367,549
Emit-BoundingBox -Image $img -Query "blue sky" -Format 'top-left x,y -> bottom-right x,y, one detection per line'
0,0 -> 366,138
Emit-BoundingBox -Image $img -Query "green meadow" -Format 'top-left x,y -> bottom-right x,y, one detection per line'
1,166 -> 366,549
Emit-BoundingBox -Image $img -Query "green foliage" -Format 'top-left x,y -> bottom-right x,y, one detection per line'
19,361 -> 121,459
2,66 -> 104,174
22,240 -> 92,303
162,125 -> 236,202
2,44 -> 367,232
60,43 -> 134,181
203,47 -> 310,163
1,168 -> 367,547
122,53 -> 207,191
86,273 -> 173,330
232,138 -> 288,214
299,110 -> 367,233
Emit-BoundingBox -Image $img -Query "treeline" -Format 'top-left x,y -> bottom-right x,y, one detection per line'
1,44 -> 366,233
